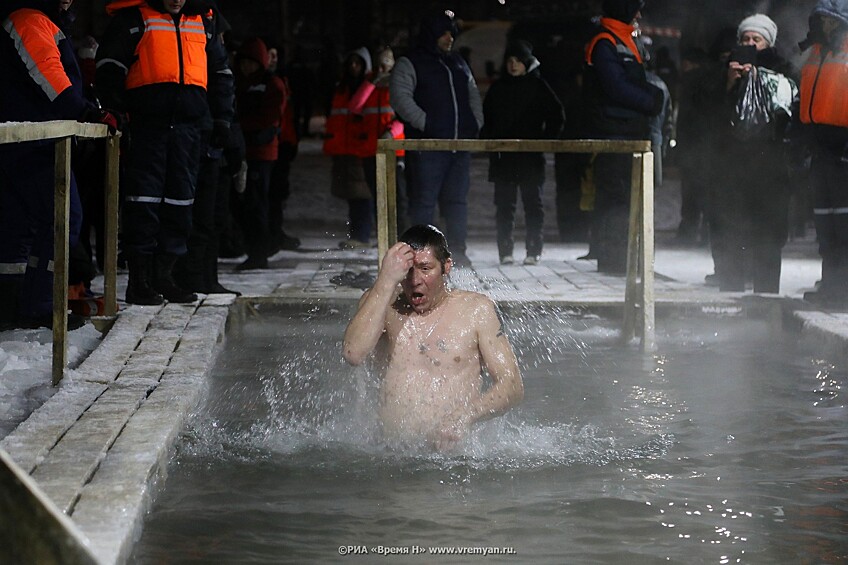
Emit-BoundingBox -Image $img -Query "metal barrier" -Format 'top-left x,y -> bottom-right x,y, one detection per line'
0,121 -> 120,385
375,138 -> 655,351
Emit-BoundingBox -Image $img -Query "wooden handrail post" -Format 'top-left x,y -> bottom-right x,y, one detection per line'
385,150 -> 398,245
52,137 -> 72,386
103,135 -> 120,316
622,153 -> 643,345
640,151 -> 656,352
375,150 -> 389,267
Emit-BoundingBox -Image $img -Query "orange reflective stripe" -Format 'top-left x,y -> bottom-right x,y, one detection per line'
3,9 -> 71,101
125,6 -> 207,89
800,40 -> 848,127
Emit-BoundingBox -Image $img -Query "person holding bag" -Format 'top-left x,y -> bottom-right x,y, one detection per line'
711,14 -> 798,293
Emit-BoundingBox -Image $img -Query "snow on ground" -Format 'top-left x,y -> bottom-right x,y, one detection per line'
0,324 -> 102,438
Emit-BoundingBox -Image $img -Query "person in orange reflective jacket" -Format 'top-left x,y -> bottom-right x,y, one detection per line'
0,0 -> 120,330
799,0 -> 848,308
96,0 -> 234,305
324,47 -> 374,249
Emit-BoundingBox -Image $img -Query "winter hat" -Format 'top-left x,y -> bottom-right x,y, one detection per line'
503,40 -> 534,67
237,37 -> 269,70
346,46 -> 373,75
602,0 -> 645,24
812,1 -> 848,28
418,10 -> 459,50
737,14 -> 778,47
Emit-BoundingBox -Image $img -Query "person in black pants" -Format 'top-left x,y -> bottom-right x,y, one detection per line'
712,14 -> 797,293
481,40 -> 565,265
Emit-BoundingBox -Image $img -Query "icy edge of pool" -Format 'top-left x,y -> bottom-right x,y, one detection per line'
0,295 -> 233,565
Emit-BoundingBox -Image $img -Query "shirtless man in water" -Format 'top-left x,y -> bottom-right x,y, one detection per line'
343,225 -> 523,450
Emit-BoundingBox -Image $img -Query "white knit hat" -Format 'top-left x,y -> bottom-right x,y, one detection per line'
737,13 -> 778,47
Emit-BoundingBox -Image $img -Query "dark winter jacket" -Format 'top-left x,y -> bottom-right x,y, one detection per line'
583,18 -> 663,139
721,47 -> 797,144
389,13 -> 483,140
481,60 -> 565,183
95,0 -> 234,129
716,47 -> 797,196
235,37 -> 286,161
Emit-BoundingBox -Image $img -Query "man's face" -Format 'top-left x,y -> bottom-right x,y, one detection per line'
400,247 -> 452,313
59,0 -> 73,11
436,30 -> 454,53
163,0 -> 185,14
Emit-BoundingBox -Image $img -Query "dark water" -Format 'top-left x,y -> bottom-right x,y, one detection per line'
130,305 -> 848,564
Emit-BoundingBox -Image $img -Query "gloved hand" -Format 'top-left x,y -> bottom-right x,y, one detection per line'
82,107 -> 125,134
210,119 -> 231,149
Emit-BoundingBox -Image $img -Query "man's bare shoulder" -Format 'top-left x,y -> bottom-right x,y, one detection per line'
448,289 -> 496,315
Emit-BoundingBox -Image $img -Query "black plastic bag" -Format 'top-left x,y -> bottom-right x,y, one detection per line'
732,69 -> 771,141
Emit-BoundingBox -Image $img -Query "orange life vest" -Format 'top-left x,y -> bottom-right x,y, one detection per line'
800,38 -> 848,128
125,5 -> 208,90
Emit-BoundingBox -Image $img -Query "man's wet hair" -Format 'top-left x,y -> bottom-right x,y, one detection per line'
399,224 -> 452,267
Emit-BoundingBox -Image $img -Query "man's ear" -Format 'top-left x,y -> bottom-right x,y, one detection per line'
443,258 -> 453,277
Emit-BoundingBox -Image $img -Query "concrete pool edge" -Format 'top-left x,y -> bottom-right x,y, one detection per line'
1,293 -> 846,564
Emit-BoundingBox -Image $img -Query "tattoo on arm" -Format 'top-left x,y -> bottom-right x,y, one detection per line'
494,304 -> 506,338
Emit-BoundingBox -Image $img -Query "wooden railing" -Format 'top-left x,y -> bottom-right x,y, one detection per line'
375,138 -> 656,351
0,121 -> 120,385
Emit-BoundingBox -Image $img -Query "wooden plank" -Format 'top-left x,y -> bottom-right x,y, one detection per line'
52,138 -> 71,386
0,121 -> 108,144
103,135 -> 120,317
375,151 -> 389,267
641,152 -> 656,352
377,138 -> 651,153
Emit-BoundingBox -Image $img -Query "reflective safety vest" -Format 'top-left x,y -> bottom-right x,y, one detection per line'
125,5 -> 207,90
800,38 -> 848,128
323,88 -> 360,156
324,79 -> 403,158
361,82 -> 403,157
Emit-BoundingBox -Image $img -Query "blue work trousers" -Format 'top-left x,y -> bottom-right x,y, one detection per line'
122,122 -> 202,256
0,144 -> 82,319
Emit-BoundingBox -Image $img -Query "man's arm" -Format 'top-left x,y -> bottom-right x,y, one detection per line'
469,297 -> 524,422
342,242 -> 415,365
388,57 -> 426,133
94,9 -> 141,114
434,296 -> 523,450
467,70 -> 484,131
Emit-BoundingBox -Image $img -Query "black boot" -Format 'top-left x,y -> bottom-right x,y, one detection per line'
126,255 -> 164,306
153,253 -> 197,303
204,254 -> 240,296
